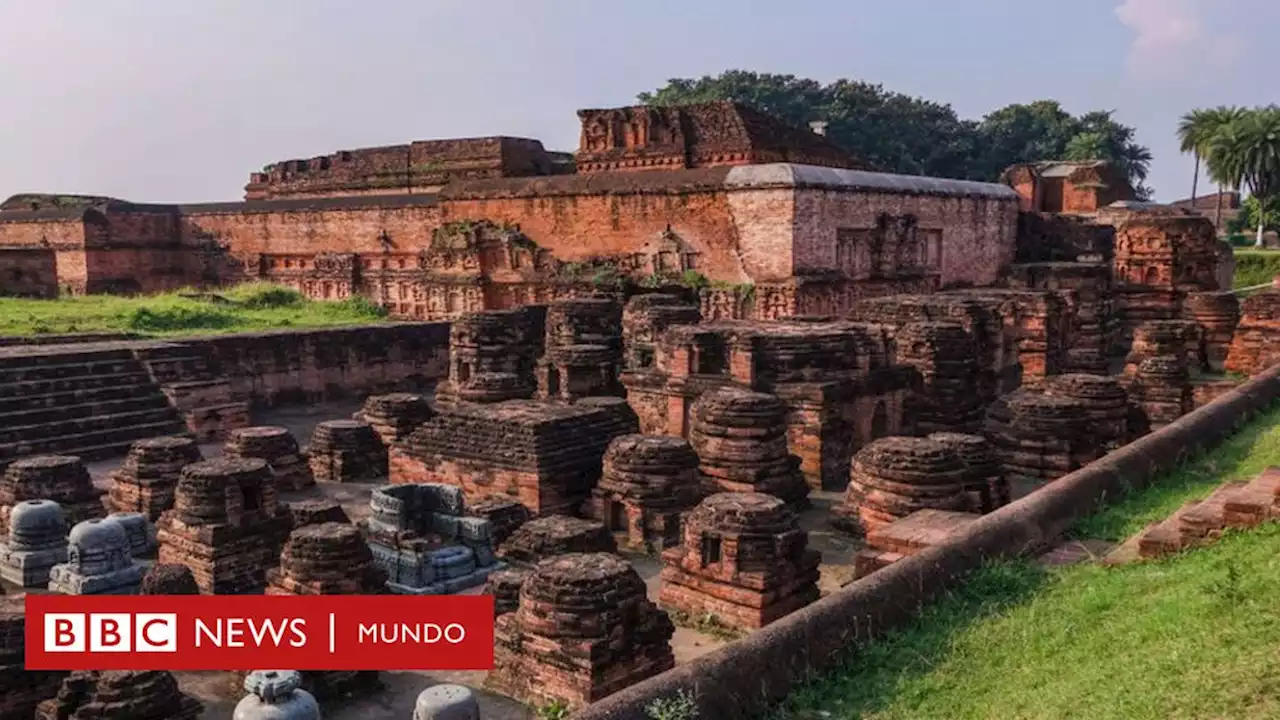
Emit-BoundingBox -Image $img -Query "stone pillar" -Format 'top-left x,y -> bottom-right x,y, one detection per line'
48,518 -> 145,595
658,492 -> 820,630
106,436 -> 202,520
588,434 -> 701,551
234,670 -> 320,720
308,420 -> 388,484
224,426 -> 314,491
689,387 -> 809,507
834,436 -> 969,534
0,455 -> 105,536
487,553 -> 675,710
0,499 -> 68,587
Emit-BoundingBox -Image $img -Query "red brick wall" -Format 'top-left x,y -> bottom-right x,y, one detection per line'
1061,183 -> 1101,214
182,204 -> 444,257
442,191 -> 750,280
0,248 -> 57,298
792,190 -> 1017,288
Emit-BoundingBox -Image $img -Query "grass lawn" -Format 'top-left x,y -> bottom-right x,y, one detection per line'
772,405 -> 1280,720
0,283 -> 389,337
1232,248 -> 1280,289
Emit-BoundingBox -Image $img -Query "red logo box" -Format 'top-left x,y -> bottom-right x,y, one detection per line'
25,594 -> 494,671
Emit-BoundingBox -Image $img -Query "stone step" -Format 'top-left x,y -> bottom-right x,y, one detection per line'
0,381 -> 160,414
141,355 -> 214,382
0,394 -> 173,427
0,407 -> 183,445
0,357 -> 144,383
0,371 -> 154,399
0,347 -> 135,371
0,419 -> 190,465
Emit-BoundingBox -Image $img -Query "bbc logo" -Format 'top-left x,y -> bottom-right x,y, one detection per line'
44,613 -> 178,653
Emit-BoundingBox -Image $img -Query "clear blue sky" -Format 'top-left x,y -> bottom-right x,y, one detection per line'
1,0 -> 1275,203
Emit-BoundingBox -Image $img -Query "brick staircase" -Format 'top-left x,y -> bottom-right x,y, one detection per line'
1106,467 -> 1280,564
135,343 -> 250,441
0,347 -> 190,468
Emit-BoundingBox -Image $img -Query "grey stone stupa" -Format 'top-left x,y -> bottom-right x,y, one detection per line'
47,517 -> 145,594
234,670 -> 321,720
0,499 -> 69,587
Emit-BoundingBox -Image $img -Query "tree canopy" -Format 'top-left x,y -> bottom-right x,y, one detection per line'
638,71 -> 1153,198
1185,104 -> 1280,245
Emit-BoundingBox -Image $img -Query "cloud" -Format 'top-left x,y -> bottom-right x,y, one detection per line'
1115,0 -> 1200,73
1114,0 -> 1239,77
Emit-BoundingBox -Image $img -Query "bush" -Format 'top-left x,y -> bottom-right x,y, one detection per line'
124,305 -> 237,332
1233,250 -> 1280,288
327,295 -> 389,319
226,283 -> 304,309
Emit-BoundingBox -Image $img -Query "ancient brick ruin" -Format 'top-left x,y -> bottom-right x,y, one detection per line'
155,457 -> 291,594
223,426 -> 314,491
853,508 -> 980,578
307,420 -> 388,484
536,298 -> 625,401
835,436 -> 971,534
588,434 -> 702,551
658,492 -> 820,630
1226,290 -> 1280,376
392,399 -> 636,515
622,317 -> 915,491
0,596 -> 66,718
689,387 -> 810,505
488,553 -> 675,709
139,563 -> 200,595
360,483 -> 503,594
35,670 -> 203,720
433,308 -> 541,405
497,515 -> 618,566
107,436 -> 203,520
0,455 -> 106,535
354,392 -> 435,447
266,522 -> 386,702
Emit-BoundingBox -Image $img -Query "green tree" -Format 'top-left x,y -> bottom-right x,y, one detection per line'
1179,106 -> 1249,227
637,72 -> 1152,194
1202,106 -> 1280,246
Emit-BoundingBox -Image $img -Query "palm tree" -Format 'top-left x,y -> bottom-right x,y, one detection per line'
1178,106 -> 1248,229
1204,106 -> 1280,246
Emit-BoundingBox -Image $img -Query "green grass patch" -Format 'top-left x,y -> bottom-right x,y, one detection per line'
0,284 -> 389,337
1233,248 -> 1280,289
772,405 -> 1280,720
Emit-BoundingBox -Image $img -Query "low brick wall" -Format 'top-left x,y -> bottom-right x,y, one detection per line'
575,363 -> 1280,720
165,322 -> 451,407
0,332 -> 142,347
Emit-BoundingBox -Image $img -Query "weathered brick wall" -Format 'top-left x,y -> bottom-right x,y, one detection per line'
161,323 -> 451,407
792,190 -> 1017,288
442,189 -> 749,281
0,248 -> 57,298
181,200 -> 444,258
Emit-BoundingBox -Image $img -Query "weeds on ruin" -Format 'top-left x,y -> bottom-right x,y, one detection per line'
645,689 -> 699,720
666,609 -> 744,642
535,698 -> 571,720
